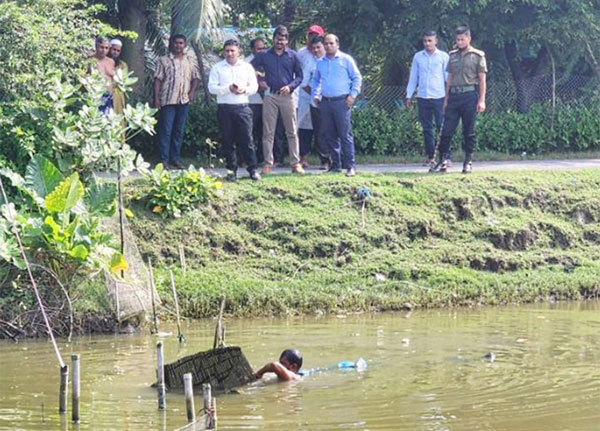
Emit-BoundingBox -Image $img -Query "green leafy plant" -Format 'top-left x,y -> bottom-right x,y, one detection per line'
0,156 -> 125,280
143,164 -> 223,218
0,0 -> 122,172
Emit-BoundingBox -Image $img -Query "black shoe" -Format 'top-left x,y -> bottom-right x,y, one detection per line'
429,159 -> 450,173
462,161 -> 472,174
225,170 -> 237,182
250,170 -> 261,181
171,161 -> 183,170
326,166 -> 342,173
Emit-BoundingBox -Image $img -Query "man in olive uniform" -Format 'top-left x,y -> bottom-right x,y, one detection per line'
431,26 -> 487,173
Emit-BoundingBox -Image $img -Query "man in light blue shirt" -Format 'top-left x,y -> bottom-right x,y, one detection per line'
406,30 -> 449,167
312,34 -> 362,177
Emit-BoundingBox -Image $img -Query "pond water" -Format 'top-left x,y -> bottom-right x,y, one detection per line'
1,302 -> 599,431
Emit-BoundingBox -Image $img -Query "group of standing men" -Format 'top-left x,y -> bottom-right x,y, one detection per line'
207,25 -> 363,181
406,26 -> 487,173
93,24 -> 487,178
88,36 -> 128,117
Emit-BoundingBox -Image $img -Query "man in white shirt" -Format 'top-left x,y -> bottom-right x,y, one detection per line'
208,39 -> 260,181
297,27 -> 330,170
405,30 -> 449,167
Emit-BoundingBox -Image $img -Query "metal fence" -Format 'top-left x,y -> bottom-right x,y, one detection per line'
359,73 -> 600,113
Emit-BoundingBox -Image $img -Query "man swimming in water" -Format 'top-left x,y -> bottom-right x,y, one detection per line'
254,348 -> 303,381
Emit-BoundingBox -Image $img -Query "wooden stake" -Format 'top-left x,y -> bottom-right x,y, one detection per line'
178,244 -> 186,276
59,365 -> 68,414
71,355 -> 80,423
202,383 -> 212,429
169,269 -> 184,343
157,341 -> 166,410
213,298 -> 225,349
183,373 -> 195,423
148,258 -> 159,334
210,397 -> 217,430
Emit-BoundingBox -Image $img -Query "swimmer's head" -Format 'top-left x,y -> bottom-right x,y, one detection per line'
279,349 -> 303,373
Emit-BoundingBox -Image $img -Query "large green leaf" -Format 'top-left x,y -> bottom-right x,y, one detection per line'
68,244 -> 89,260
84,180 -> 117,217
25,155 -> 64,199
45,173 -> 84,213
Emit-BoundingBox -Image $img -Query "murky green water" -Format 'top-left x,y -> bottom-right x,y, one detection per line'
1,302 -> 599,430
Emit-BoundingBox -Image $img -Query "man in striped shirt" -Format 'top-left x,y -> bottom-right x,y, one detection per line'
153,34 -> 199,170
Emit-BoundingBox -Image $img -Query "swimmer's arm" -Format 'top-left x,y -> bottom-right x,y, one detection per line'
254,361 -> 300,381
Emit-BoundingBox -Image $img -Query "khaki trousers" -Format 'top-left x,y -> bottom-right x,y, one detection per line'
262,93 -> 300,166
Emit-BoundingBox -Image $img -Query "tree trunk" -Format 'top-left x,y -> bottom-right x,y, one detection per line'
118,0 -> 147,102
504,41 -> 548,113
191,42 -> 211,103
171,0 -> 185,36
584,42 -> 600,81
282,0 -> 296,28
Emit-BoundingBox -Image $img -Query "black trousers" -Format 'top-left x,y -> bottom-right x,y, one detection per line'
250,103 -> 263,164
439,91 -> 478,158
298,106 -> 330,163
217,104 -> 257,172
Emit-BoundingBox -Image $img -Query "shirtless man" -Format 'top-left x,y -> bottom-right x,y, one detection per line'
89,36 -> 116,114
254,348 -> 303,381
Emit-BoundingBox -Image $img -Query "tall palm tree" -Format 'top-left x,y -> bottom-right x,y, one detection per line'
171,0 -> 224,102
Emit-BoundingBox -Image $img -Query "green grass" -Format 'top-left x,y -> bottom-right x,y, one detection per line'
126,169 -> 600,318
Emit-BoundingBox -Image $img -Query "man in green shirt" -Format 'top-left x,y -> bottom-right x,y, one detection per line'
432,26 -> 487,174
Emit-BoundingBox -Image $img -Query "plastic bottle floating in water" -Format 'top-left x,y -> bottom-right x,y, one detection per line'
338,358 -> 367,370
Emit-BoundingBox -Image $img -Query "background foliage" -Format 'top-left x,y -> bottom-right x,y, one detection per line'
0,0 -> 118,171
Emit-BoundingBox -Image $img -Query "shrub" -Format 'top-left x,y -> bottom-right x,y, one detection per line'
352,106 -> 422,155
183,101 -> 221,156
0,0 -> 117,171
143,164 -> 223,218
353,102 -> 600,156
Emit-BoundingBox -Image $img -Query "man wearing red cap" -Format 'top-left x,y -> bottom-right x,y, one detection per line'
297,25 -> 330,170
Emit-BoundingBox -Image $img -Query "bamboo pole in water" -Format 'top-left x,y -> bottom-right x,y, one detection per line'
202,383 -> 212,429
71,355 -> 80,423
157,341 -> 166,410
0,178 -> 65,369
213,298 -> 225,349
211,397 -> 217,430
148,258 -> 159,334
59,365 -> 68,414
169,269 -> 184,343
183,373 -> 195,423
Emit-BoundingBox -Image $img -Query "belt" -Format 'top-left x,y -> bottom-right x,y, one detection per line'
219,103 -> 249,107
450,85 -> 476,94
322,95 -> 348,102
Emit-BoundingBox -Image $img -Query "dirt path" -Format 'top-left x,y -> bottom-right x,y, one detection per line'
95,158 -> 600,180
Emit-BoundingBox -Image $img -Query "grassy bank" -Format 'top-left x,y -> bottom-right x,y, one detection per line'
126,169 -> 600,318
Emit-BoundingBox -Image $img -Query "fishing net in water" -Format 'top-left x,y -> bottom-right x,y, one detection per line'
164,346 -> 254,391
